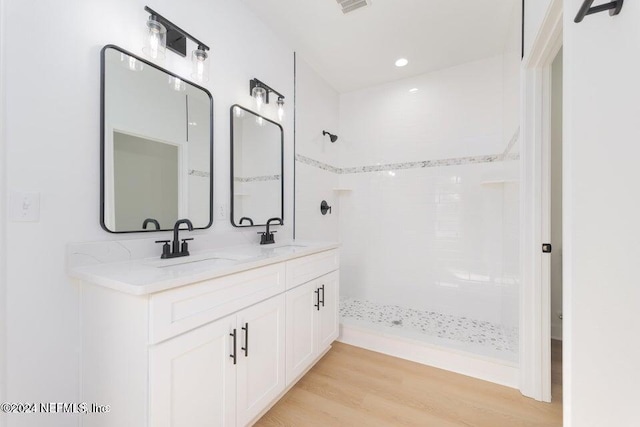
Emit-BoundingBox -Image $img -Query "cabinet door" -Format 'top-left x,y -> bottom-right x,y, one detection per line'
236,295 -> 286,426
149,315 -> 236,427
285,280 -> 318,384
317,271 -> 340,351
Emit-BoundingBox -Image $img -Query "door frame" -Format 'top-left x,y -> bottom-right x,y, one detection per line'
519,0 -> 563,403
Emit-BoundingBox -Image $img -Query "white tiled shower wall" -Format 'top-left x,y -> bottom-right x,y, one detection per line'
336,51 -> 521,329
294,58 -> 340,242
294,21 -> 521,359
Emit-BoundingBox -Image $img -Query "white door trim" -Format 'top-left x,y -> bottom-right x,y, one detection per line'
519,0 -> 563,402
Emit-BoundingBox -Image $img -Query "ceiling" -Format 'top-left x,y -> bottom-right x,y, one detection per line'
241,0 -> 519,93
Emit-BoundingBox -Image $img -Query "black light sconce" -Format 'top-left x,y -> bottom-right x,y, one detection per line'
250,78 -> 286,122
322,130 -> 338,143
574,0 -> 623,23
143,6 -> 211,82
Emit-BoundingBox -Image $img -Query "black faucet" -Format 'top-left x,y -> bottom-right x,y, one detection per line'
239,217 -> 254,226
258,218 -> 282,245
142,218 -> 160,230
155,219 -> 194,259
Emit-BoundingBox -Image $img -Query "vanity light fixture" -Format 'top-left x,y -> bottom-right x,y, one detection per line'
143,7 -> 211,82
142,15 -> 166,60
191,45 -> 210,83
250,78 -> 286,122
252,86 -> 267,112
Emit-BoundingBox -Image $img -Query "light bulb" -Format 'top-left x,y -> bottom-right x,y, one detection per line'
277,97 -> 285,122
252,86 -> 266,112
191,47 -> 209,83
143,17 -> 166,60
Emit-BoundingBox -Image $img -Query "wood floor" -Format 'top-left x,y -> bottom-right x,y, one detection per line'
256,341 -> 563,427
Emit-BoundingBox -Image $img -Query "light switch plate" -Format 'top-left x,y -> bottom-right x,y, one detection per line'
9,191 -> 40,222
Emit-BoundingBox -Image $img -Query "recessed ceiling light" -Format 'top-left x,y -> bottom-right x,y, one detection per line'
409,88 -> 419,93
395,58 -> 408,67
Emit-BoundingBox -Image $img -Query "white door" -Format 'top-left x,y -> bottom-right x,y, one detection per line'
317,271 -> 339,351
285,280 -> 318,384
563,0 -> 640,425
149,315 -> 236,427
236,295 -> 286,426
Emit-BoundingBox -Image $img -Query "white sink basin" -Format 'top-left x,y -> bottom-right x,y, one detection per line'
144,252 -> 250,269
269,244 -> 307,254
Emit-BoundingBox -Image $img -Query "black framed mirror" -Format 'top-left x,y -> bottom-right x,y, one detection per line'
230,104 -> 284,227
100,45 -> 214,233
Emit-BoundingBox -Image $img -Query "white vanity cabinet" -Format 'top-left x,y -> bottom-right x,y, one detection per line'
148,294 -> 285,427
149,313 -> 237,427
285,271 -> 339,383
77,246 -> 338,427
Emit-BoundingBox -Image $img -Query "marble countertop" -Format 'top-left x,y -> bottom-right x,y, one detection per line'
68,240 -> 339,296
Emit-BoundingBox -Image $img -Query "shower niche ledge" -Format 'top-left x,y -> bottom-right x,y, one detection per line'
70,241 -> 339,427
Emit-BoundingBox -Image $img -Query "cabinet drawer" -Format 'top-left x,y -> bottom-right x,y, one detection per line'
149,263 -> 286,343
285,249 -> 339,290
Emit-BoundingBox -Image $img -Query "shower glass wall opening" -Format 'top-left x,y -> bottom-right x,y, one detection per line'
294,2 -> 523,365
338,5 -> 522,365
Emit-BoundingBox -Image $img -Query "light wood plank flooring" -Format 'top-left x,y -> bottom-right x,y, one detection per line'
256,341 -> 563,426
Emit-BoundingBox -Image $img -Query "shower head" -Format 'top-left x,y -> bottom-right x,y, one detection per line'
323,130 -> 338,143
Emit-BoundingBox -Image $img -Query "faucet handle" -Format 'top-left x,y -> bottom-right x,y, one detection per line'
256,231 -> 277,235
180,238 -> 194,254
155,240 -> 171,258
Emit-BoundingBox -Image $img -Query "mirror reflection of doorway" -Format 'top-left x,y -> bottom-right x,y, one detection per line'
550,47 -> 563,406
113,131 -> 179,231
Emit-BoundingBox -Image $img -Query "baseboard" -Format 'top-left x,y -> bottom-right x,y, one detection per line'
338,323 -> 519,389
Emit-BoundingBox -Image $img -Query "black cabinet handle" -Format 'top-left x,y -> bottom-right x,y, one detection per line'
320,285 -> 325,307
230,329 -> 237,365
241,323 -> 249,357
314,288 -> 320,311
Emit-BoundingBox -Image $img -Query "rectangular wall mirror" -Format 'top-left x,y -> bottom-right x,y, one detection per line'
101,45 -> 213,233
230,105 -> 283,227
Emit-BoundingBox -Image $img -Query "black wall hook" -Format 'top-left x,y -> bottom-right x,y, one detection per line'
575,0 -> 623,23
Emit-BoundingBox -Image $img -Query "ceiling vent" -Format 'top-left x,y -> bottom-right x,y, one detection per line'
336,0 -> 370,14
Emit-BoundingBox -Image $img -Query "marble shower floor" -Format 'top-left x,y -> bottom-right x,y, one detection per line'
340,297 -> 519,362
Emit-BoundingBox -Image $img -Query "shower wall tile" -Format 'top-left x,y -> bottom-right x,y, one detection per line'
295,57 -> 340,241
337,55 -> 521,331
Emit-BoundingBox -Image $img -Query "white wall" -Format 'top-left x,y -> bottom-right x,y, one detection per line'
550,48 -> 563,340
339,56 -> 506,164
564,0 -> 640,424
3,1 -> 293,426
503,0 -> 522,149
294,57 -> 340,242
337,55 -> 520,339
524,0 -> 554,60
